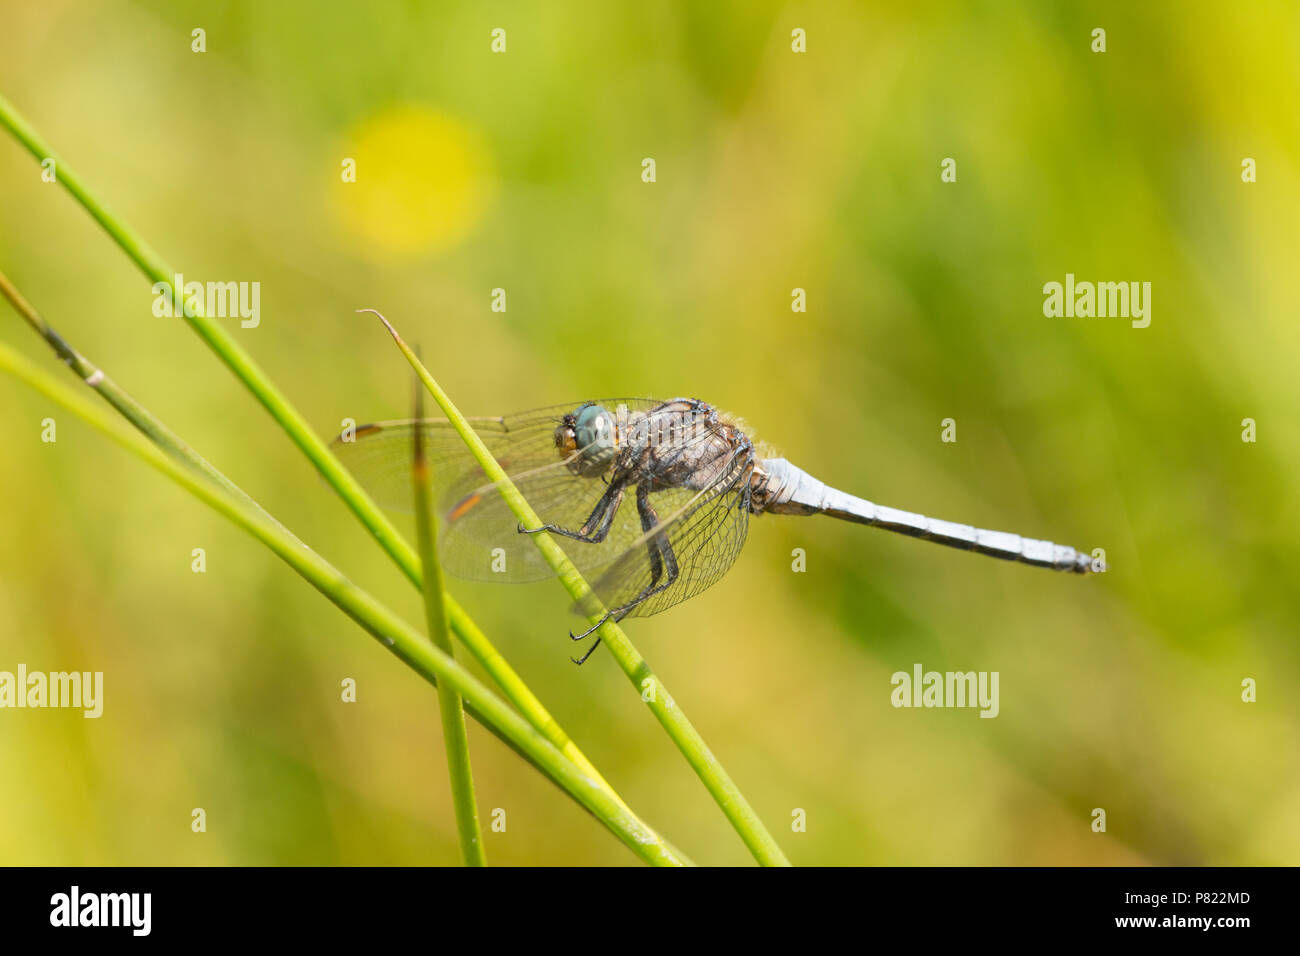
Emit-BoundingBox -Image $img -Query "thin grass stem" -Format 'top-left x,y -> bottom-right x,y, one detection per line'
411,364 -> 485,866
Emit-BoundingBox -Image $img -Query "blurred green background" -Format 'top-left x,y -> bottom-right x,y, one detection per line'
1,1 -> 1297,866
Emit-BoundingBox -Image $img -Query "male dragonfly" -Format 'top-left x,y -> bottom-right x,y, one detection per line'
334,398 -> 1102,663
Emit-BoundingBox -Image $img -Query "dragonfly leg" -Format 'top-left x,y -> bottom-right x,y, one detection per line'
570,612 -> 610,642
518,479 -> 626,543
568,487 -> 679,665
610,485 -> 680,617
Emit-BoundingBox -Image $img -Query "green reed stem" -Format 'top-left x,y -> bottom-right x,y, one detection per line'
0,91 -> 633,833
0,338 -> 690,866
366,310 -> 791,867
411,366 -> 485,866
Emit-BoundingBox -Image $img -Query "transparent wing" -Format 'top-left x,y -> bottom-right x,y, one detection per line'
576,449 -> 754,622
330,399 -> 677,582
331,405 -> 579,512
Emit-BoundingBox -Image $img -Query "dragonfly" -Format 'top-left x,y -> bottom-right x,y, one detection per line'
333,398 -> 1102,663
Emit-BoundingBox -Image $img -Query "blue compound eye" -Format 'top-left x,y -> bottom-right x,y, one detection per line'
573,404 -> 617,469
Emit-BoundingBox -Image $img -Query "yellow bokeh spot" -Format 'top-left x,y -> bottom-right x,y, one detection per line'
334,105 -> 494,258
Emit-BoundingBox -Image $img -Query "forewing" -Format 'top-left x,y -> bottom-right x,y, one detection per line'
330,400 -> 671,511
331,400 -> 677,582
331,407 -> 574,512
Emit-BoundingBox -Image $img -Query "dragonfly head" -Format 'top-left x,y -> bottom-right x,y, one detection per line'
555,403 -> 618,476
